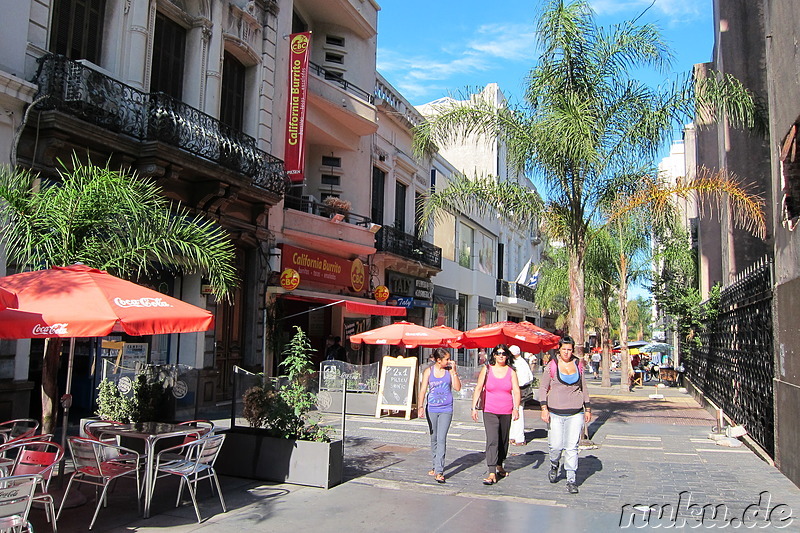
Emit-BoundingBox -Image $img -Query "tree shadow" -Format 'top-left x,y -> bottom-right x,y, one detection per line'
343,436 -> 409,481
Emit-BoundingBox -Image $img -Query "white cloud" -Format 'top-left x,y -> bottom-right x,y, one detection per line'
590,0 -> 709,24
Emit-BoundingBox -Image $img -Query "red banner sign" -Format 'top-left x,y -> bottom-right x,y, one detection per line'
280,244 -> 365,292
284,32 -> 311,184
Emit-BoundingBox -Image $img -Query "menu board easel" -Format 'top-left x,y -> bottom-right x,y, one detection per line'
375,355 -> 417,420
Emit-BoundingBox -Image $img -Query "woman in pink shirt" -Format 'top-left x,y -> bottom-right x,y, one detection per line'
471,344 -> 521,485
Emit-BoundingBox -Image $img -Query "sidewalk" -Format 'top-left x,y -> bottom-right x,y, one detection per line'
37,374 -> 800,532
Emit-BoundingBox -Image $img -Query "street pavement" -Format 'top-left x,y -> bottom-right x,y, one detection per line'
39,373 -> 800,532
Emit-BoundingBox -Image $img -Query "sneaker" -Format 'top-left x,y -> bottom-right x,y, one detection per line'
548,464 -> 559,483
566,481 -> 579,494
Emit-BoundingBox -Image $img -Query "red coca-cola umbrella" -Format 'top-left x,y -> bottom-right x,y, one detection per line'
458,321 -> 560,354
349,321 -> 458,348
0,264 -> 213,338
431,325 -> 463,348
0,286 -> 17,309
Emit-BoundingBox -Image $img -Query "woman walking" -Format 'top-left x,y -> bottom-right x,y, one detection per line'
538,336 -> 591,494
418,348 -> 461,483
472,344 -> 520,485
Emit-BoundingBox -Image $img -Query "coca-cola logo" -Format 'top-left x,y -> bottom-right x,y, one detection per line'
113,297 -> 172,308
32,323 -> 69,335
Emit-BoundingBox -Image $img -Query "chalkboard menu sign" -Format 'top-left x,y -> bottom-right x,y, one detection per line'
375,356 -> 418,420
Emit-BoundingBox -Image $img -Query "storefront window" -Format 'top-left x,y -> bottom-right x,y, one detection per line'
458,222 -> 473,268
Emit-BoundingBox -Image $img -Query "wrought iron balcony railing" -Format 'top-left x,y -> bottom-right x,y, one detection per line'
33,54 -> 287,195
309,62 -> 374,104
283,195 -> 372,227
496,279 -> 536,302
374,225 -> 442,270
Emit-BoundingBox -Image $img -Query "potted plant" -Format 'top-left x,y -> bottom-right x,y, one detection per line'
323,196 -> 351,220
216,326 -> 343,489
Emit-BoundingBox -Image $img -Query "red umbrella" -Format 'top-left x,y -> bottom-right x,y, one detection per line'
458,321 -> 560,354
0,264 -> 213,338
349,321 -> 458,348
0,286 -> 17,310
430,325 -> 463,348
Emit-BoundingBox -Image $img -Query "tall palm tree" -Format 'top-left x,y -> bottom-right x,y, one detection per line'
415,0 -> 765,356
0,157 -> 238,433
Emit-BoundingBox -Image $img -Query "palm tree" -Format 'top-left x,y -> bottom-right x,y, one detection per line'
415,0 -> 765,356
0,156 -> 238,433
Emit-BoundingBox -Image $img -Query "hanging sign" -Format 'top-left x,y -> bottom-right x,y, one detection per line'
374,285 -> 390,302
284,32 -> 311,184
280,268 -> 301,291
280,244 -> 365,292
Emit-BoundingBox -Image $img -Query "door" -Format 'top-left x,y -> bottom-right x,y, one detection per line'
215,251 -> 245,400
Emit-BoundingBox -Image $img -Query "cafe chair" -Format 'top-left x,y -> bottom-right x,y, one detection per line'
0,420 -> 39,445
58,437 -> 141,530
157,420 -> 215,463
9,440 -> 64,532
152,434 -> 226,523
0,434 -> 53,476
0,474 -> 41,533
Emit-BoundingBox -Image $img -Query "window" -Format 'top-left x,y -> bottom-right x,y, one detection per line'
326,35 -> 345,47
434,212 -> 456,262
325,53 -> 344,65
50,0 -> 105,62
414,192 -> 424,238
458,223 -> 474,268
151,13 -> 186,100
321,174 -> 340,186
322,156 -> 341,168
477,232 -> 495,275
220,52 -> 246,130
780,122 -> 800,230
395,182 -> 407,231
372,167 -> 385,224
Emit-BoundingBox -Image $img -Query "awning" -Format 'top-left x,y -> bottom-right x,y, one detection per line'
281,294 -> 406,317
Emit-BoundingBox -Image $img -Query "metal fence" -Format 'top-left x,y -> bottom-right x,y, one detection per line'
685,257 -> 774,456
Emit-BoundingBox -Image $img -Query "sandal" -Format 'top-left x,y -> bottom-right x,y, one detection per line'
427,469 -> 435,476
496,467 -> 509,478
482,473 -> 497,485
435,473 -> 446,484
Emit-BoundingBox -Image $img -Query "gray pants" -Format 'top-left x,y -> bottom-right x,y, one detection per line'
427,410 -> 453,474
483,412 -> 512,469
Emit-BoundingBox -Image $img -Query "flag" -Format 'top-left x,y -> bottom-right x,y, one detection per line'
514,258 -> 531,285
284,32 -> 311,184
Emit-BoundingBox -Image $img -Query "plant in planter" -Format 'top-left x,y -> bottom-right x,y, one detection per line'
217,326 -> 342,488
323,196 -> 351,215
95,373 -> 171,423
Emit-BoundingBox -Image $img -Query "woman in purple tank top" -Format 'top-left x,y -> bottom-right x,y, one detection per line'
471,344 -> 521,485
418,348 -> 461,483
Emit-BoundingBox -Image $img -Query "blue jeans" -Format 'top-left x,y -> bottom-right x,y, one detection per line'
427,410 -> 453,474
548,412 -> 584,483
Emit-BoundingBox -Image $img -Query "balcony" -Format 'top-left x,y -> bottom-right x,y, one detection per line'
307,63 -> 377,146
375,226 -> 442,270
496,279 -> 536,303
374,73 -> 424,129
284,195 -> 372,227
33,54 -> 287,196
282,195 -> 377,255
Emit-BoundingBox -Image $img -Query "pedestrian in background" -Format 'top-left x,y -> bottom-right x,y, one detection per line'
509,345 -> 533,446
472,344 -> 520,485
418,348 -> 461,483
538,336 -> 591,494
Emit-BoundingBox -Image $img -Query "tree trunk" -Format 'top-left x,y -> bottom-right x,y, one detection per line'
617,262 -> 631,393
41,338 -> 62,434
567,246 -> 586,358
601,299 -> 612,388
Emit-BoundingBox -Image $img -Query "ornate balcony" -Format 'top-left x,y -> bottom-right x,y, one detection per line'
33,54 -> 287,196
375,225 -> 442,270
496,279 -> 536,303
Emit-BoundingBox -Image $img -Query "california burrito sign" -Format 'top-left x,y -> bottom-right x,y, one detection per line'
280,244 -> 365,292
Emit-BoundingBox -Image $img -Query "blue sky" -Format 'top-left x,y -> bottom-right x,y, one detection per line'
377,0 -> 713,142
376,0 -> 714,301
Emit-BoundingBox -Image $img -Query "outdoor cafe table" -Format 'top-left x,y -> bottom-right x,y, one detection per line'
98,422 -> 201,518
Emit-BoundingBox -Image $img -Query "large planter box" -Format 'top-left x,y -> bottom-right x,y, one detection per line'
216,427 -> 343,489
317,390 -> 378,416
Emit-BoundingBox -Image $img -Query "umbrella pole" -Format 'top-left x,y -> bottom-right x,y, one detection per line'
58,338 -> 76,486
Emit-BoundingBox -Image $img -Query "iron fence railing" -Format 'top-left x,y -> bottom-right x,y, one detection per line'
496,279 -> 536,302
34,54 -> 287,195
685,257 -> 774,456
283,195 -> 372,227
309,61 -> 374,104
374,225 -> 442,269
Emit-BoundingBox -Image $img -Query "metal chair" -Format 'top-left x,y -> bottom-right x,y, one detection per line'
58,437 -> 141,530
0,420 -> 39,445
152,434 -> 226,523
157,420 -> 214,463
0,434 -> 53,476
0,474 -> 40,533
10,440 -> 64,532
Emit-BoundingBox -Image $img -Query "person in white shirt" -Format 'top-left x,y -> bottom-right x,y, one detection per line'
590,351 -> 601,379
509,345 -> 534,445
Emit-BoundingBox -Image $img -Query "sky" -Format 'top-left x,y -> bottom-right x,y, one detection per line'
376,0 -> 713,142
375,0 -> 714,301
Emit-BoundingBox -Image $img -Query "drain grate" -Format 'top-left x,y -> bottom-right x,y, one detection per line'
373,444 -> 420,453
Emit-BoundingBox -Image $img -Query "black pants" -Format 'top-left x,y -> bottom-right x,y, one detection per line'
483,412 -> 512,469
